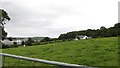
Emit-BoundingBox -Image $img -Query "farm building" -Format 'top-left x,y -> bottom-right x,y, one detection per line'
2,39 -> 13,45
74,35 -> 92,40
2,37 -> 28,45
32,37 -> 45,42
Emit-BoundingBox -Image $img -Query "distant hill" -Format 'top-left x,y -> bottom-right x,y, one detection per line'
31,37 -> 45,42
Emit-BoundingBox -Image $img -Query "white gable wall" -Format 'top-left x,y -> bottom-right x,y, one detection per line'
83,36 -> 88,39
16,39 -> 22,45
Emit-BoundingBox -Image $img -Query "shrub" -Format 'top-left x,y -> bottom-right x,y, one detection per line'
21,41 -> 25,45
11,44 -> 18,47
2,43 -> 11,48
26,38 -> 32,46
13,42 -> 17,45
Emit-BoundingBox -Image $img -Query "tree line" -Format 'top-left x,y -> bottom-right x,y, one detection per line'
58,23 -> 120,40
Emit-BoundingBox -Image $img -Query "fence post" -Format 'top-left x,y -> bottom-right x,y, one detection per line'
2,56 -> 5,67
0,17 -> 3,68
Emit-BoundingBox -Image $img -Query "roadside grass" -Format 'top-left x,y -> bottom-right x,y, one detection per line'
2,37 -> 118,67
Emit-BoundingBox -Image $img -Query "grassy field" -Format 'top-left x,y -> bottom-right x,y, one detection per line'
2,37 -> 118,67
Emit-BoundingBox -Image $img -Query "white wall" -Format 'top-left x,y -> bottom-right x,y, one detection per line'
16,39 -> 22,45
2,39 -> 13,45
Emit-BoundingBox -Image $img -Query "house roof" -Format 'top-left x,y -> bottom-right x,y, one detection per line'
6,37 -> 28,39
76,35 -> 87,37
32,37 -> 45,41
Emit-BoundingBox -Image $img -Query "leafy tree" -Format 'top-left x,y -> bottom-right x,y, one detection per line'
0,9 -> 10,26
1,27 -> 7,40
100,26 -> 106,30
7,37 -> 12,41
26,38 -> 32,46
114,23 -> 120,28
99,26 -> 107,37
58,34 -> 67,40
0,9 -> 10,40
41,37 -> 51,42
21,41 -> 25,45
114,23 -> 120,36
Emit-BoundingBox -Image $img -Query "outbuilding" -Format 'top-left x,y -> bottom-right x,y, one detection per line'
74,35 -> 88,40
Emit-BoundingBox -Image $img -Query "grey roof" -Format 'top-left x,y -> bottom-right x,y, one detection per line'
76,35 -> 87,37
32,37 -> 45,41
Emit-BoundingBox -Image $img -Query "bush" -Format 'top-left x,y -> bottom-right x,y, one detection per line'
41,37 -> 51,42
26,38 -> 32,46
2,43 -> 11,48
11,44 -> 18,47
32,42 -> 41,45
13,42 -> 17,45
21,41 -> 25,45
40,42 -> 48,45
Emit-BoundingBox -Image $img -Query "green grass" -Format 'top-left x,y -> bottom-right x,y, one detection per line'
2,37 -> 118,67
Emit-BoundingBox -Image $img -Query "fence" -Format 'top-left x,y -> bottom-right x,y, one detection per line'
0,53 -> 97,68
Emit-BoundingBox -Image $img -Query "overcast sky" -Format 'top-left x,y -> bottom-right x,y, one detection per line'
0,0 -> 119,38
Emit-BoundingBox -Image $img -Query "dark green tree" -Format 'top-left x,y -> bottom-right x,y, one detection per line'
113,23 -> 120,36
41,37 -> 51,42
26,38 -> 32,46
1,27 -> 7,40
114,23 -> 120,28
7,37 -> 12,41
58,34 -> 67,40
0,9 -> 10,40
0,9 -> 10,25
99,26 -> 107,37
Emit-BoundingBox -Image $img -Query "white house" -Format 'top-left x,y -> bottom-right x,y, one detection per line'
2,39 -> 13,45
13,39 -> 22,45
74,35 -> 89,40
2,37 -> 28,45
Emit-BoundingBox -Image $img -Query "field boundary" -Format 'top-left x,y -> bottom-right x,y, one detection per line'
0,53 -> 97,68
